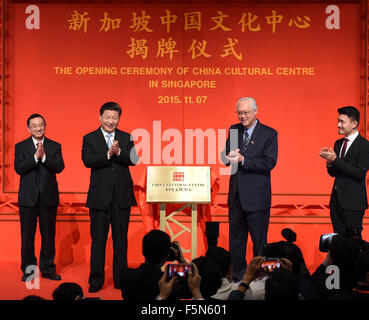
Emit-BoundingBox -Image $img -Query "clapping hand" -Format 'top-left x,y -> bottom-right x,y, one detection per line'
226,149 -> 244,164
35,141 -> 45,160
319,147 -> 337,163
108,140 -> 120,158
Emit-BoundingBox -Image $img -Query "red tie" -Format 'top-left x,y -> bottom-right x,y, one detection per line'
340,138 -> 349,158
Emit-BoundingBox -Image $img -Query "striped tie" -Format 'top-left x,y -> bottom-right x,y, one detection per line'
240,130 -> 249,156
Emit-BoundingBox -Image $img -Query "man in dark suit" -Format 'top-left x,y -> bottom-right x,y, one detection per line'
222,97 -> 278,281
320,106 -> 369,235
82,102 -> 138,293
14,114 -> 65,281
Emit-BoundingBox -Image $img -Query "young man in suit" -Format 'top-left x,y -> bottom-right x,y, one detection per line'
14,114 -> 65,281
82,102 -> 138,293
222,97 -> 278,281
320,106 -> 369,235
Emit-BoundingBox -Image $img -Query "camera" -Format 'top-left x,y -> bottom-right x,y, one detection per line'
319,227 -> 369,252
319,233 -> 338,252
167,242 -> 180,261
261,258 -> 281,272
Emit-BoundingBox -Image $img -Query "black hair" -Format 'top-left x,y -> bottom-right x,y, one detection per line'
27,114 -> 46,126
192,256 -> 222,299
205,246 -> 231,278
262,241 -> 305,275
338,106 -> 360,125
52,282 -> 84,300
100,102 -> 122,117
329,234 -> 361,290
142,230 -> 171,264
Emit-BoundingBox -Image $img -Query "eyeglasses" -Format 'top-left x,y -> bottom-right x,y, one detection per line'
29,124 -> 45,129
236,110 -> 254,117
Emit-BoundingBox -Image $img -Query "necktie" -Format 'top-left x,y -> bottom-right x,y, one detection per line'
240,130 -> 249,156
340,138 -> 348,158
107,133 -> 112,148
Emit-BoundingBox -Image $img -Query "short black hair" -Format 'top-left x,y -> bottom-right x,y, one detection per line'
142,230 -> 171,264
205,246 -> 231,278
52,282 -> 84,300
27,114 -> 45,126
262,241 -> 305,275
100,102 -> 122,117
338,106 -> 360,125
192,256 -> 222,299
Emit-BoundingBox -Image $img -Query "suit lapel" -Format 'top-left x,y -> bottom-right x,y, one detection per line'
96,128 -> 109,151
343,134 -> 362,159
43,137 -> 52,155
335,138 -> 344,156
237,124 -> 244,148
26,136 -> 37,155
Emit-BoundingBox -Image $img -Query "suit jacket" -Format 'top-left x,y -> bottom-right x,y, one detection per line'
82,128 -> 138,210
222,121 -> 278,212
327,134 -> 369,211
14,137 -> 64,207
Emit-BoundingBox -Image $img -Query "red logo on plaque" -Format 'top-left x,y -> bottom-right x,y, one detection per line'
173,172 -> 184,181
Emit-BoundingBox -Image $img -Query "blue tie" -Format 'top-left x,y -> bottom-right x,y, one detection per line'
107,133 -> 112,148
240,130 -> 249,156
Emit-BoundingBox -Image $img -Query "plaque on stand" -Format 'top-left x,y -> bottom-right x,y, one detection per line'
146,166 -> 211,259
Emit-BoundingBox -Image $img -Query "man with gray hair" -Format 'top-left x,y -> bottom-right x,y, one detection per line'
222,97 -> 278,281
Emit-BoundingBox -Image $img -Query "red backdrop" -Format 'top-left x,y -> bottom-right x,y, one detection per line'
0,1 -> 368,299
3,2 -> 364,196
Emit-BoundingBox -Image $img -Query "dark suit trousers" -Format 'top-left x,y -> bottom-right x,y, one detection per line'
19,201 -> 57,275
229,192 -> 270,281
89,193 -> 131,288
330,190 -> 364,234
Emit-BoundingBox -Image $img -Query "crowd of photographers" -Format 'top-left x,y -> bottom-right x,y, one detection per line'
119,227 -> 369,301
22,227 -> 369,300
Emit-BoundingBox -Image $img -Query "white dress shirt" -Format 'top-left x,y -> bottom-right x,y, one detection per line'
339,130 -> 359,157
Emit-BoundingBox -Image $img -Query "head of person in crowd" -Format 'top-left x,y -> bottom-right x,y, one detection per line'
52,282 -> 84,300
205,246 -> 233,282
22,295 -> 46,300
329,234 -> 361,289
264,269 -> 299,300
262,241 -> 305,275
142,229 -> 172,266
192,256 -> 222,299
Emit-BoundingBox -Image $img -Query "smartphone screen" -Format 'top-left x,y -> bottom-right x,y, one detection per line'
167,264 -> 193,280
261,258 -> 281,272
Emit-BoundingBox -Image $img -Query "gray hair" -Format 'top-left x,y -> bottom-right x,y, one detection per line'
236,97 -> 258,112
